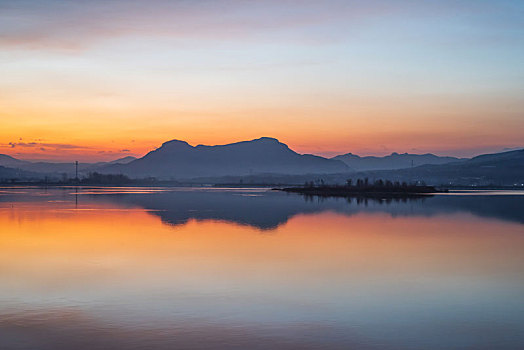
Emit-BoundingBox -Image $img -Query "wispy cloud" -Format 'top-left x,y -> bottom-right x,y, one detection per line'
0,0 -> 440,50
6,142 -> 92,150
1,0 -> 521,52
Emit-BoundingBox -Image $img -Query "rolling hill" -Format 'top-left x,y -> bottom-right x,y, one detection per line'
332,152 -> 463,171
352,149 -> 524,186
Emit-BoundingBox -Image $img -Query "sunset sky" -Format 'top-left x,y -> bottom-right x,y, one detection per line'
1,0 -> 523,161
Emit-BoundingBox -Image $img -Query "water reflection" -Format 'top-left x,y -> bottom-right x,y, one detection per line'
3,186 -> 522,228
1,187 -> 523,349
80,187 -> 524,227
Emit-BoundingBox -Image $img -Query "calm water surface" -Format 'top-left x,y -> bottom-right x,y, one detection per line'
1,187 -> 523,350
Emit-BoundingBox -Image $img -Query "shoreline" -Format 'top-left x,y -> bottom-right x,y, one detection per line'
275,185 -> 447,198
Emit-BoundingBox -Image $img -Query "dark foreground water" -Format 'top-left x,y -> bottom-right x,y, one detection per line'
1,187 -> 523,350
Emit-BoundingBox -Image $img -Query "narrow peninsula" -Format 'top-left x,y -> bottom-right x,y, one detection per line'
276,179 -> 446,198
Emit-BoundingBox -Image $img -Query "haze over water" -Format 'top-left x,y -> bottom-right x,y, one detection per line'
1,187 -> 523,349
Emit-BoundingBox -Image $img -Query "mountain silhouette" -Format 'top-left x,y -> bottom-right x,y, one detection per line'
108,156 -> 137,164
353,149 -> 524,186
1,143 -> 522,185
0,165 -> 37,180
0,154 -> 137,177
101,137 -> 349,179
185,149 -> 524,186
0,154 -> 29,168
332,152 -> 463,171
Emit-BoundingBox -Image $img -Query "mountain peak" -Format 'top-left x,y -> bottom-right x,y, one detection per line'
0,154 -> 19,160
333,153 -> 360,159
253,137 -> 279,143
160,139 -> 192,148
0,154 -> 27,167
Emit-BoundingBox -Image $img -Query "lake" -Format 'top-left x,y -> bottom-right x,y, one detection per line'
1,187 -> 523,350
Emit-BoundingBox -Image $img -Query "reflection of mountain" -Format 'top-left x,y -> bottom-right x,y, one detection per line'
91,189 -> 524,229
94,190 -> 325,230
2,188 -> 522,229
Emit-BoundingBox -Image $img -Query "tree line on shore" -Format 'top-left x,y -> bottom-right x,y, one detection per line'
303,178 -> 425,189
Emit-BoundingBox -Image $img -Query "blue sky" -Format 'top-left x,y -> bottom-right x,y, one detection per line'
1,0 -> 523,160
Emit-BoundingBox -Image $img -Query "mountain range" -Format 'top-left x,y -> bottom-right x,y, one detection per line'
332,152 -> 463,171
0,137 -> 522,186
101,137 -> 348,179
353,148 -> 524,186
0,155 -> 136,177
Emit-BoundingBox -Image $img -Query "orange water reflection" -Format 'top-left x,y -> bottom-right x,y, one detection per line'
2,203 -> 523,295
1,194 -> 524,349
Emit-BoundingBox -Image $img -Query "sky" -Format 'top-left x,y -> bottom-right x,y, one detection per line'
0,0 -> 523,162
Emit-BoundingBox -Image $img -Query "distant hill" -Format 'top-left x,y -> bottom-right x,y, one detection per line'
84,156 -> 137,171
0,154 -> 138,178
0,165 -> 22,179
332,152 -> 463,171
185,149 -> 524,186
107,156 -> 137,164
0,154 -> 29,168
101,137 -> 350,179
0,165 -> 38,181
353,149 -> 524,186
1,144 -> 522,186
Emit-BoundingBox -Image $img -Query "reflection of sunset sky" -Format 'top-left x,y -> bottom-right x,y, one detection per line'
1,1 -> 523,161
2,187 -> 524,348
2,199 -> 523,318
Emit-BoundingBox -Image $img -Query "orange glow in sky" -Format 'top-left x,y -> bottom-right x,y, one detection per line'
1,1 -> 523,161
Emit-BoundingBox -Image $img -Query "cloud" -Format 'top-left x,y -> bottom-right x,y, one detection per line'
6,142 -> 92,150
1,0 -> 521,53
502,146 -> 524,152
0,0 -> 408,50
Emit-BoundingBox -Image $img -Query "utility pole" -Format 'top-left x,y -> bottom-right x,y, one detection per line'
75,161 -> 79,181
